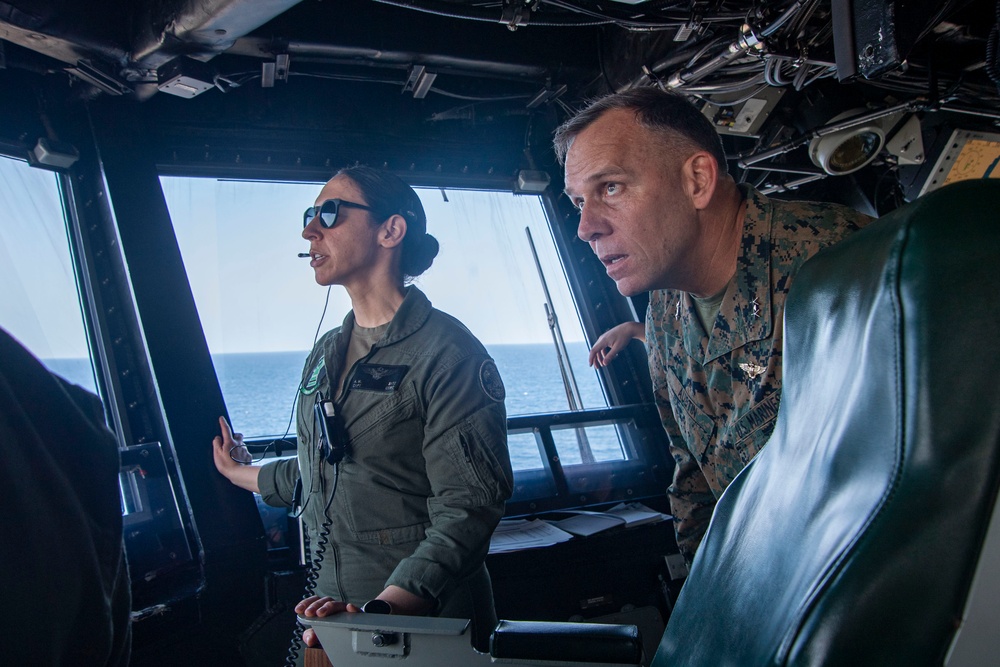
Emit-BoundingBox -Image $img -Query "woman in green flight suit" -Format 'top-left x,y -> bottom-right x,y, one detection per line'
212,165 -> 513,654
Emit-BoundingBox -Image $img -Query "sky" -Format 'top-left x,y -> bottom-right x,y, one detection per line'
161,176 -> 586,354
0,155 -> 589,359
0,157 -> 89,359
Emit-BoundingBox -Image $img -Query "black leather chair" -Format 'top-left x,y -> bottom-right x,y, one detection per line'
654,179 -> 1000,666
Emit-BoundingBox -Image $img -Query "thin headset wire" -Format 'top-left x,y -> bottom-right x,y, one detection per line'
231,285 -> 335,464
312,285 -> 334,347
285,286 -> 335,520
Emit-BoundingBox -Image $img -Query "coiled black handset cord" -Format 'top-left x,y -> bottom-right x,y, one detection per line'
284,460 -> 339,667
284,288 -> 379,665
284,287 -> 339,667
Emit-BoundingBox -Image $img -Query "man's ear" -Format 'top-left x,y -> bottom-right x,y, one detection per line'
379,214 -> 407,249
683,152 -> 718,210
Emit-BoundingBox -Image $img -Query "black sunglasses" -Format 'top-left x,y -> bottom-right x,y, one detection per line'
303,199 -> 377,229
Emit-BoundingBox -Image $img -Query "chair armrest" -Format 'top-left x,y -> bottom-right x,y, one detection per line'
490,620 -> 643,665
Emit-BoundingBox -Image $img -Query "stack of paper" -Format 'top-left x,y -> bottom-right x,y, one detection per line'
488,503 -> 672,553
489,519 -> 574,554
548,502 -> 670,537
605,502 -> 671,527
549,511 -> 627,537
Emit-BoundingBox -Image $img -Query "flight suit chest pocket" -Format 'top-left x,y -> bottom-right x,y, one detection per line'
664,367 -> 716,464
347,381 -> 419,447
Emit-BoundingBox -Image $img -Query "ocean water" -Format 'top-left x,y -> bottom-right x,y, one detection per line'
45,342 -> 625,471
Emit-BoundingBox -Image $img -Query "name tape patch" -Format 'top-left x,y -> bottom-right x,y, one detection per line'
349,364 -> 408,393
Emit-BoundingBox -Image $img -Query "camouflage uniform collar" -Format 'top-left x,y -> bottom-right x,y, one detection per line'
676,185 -> 774,364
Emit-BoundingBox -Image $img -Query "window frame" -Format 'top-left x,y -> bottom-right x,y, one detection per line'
0,147 -> 208,611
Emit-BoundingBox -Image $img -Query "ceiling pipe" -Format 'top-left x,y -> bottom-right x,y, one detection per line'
131,0 -> 307,69
228,37 -> 551,81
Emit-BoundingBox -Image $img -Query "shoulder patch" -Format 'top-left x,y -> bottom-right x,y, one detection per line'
301,356 -> 326,395
479,359 -> 506,402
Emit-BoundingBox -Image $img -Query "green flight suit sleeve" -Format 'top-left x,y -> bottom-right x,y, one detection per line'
385,353 -> 513,605
258,456 -> 301,508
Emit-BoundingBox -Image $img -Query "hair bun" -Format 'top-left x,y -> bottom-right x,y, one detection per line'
422,232 -> 440,261
402,232 -> 439,279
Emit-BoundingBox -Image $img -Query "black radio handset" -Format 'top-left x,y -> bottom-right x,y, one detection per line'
315,398 -> 346,464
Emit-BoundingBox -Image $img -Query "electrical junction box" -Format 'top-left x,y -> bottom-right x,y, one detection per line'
701,86 -> 785,137
158,58 -> 215,98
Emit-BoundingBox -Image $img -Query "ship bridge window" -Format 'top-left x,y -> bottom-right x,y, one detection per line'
0,155 -> 98,394
1,154 -> 201,591
162,176 -> 623,473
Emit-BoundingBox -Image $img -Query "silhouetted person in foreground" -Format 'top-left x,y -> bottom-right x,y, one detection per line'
0,327 -> 131,666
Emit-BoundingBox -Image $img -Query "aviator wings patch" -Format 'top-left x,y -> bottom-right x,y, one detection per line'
349,364 -> 408,393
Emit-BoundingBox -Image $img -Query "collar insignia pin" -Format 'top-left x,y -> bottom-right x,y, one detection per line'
751,296 -> 761,319
675,300 -> 681,318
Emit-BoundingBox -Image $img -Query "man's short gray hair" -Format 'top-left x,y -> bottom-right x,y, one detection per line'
552,87 -> 728,172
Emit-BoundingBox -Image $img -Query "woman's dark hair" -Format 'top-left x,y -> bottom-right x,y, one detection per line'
553,87 -> 728,173
336,164 -> 440,281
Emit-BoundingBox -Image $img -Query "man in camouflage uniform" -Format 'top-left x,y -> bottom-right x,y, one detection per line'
555,88 -> 871,563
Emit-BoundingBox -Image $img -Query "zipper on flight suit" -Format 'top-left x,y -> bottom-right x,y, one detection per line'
326,339 -> 384,604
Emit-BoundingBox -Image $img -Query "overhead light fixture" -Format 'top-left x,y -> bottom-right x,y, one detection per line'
808,109 -> 885,175
515,169 -> 550,193
27,138 -> 79,170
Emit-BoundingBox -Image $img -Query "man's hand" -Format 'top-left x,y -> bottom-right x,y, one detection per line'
589,321 -> 645,367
